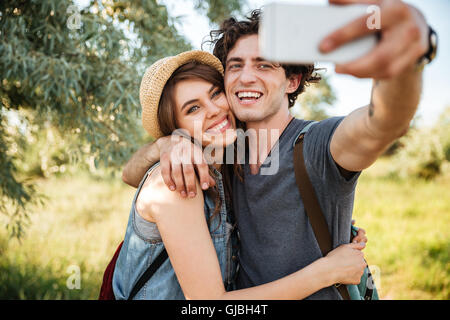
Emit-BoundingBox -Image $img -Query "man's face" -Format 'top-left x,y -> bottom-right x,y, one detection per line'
223,34 -> 295,123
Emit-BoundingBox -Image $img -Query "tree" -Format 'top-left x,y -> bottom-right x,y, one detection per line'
194,0 -> 244,25
388,106 -> 450,180
0,0 -> 246,238
1,0 -> 337,238
291,73 -> 336,121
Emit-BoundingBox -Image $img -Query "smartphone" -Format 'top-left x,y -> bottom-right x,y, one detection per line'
259,3 -> 378,64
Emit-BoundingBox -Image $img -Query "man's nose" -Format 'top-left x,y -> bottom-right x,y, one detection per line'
239,65 -> 257,84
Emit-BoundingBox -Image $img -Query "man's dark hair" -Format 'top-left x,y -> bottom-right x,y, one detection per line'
205,9 -> 321,108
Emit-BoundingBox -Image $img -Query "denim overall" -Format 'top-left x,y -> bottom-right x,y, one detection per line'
113,163 -> 238,299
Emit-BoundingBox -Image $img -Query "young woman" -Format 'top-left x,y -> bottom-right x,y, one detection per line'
112,50 -> 367,300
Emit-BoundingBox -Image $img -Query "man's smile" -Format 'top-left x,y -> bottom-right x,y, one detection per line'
235,90 -> 264,105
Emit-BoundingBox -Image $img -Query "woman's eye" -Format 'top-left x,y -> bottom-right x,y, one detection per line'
211,89 -> 222,99
187,105 -> 199,114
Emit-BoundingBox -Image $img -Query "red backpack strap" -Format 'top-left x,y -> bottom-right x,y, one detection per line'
99,241 -> 124,300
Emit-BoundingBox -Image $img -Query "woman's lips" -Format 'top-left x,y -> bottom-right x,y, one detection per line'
206,116 -> 231,134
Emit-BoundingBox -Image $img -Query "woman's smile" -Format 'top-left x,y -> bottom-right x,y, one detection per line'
205,115 -> 232,134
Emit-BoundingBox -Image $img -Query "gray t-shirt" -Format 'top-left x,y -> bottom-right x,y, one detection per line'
233,117 -> 360,299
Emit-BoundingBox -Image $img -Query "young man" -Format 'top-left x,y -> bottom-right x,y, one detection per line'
122,0 -> 435,299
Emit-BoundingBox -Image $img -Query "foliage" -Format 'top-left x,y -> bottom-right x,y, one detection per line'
0,0 -> 247,237
291,73 -> 337,121
388,106 -> 450,180
194,0 -> 246,25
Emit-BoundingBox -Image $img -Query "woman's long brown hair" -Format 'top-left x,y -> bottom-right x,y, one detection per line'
157,61 -> 238,229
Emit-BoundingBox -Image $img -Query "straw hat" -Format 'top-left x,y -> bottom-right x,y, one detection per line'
140,50 -> 224,139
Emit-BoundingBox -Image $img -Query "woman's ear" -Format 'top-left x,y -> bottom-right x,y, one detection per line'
286,74 -> 302,94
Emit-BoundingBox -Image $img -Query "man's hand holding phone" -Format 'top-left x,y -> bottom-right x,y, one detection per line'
260,0 -> 429,79
320,0 -> 429,79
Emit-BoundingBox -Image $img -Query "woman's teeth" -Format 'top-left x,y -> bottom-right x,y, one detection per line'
207,118 -> 229,133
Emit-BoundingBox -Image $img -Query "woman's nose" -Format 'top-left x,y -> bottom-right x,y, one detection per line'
205,100 -> 222,118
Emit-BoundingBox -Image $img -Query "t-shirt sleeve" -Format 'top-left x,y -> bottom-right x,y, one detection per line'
302,116 -> 361,194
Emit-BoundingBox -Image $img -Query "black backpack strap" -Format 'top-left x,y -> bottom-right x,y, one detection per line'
127,248 -> 168,300
293,123 -> 351,300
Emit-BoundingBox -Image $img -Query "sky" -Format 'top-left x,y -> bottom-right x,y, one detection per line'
162,0 -> 450,128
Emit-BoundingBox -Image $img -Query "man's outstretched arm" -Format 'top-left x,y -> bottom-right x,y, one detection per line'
321,1 -> 430,171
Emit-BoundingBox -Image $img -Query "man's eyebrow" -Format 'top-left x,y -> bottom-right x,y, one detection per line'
226,56 -> 277,64
255,57 -> 279,65
226,57 -> 243,65
254,57 -> 267,62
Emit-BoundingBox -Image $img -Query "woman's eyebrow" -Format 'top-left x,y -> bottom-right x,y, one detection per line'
181,85 -> 216,111
181,99 -> 199,111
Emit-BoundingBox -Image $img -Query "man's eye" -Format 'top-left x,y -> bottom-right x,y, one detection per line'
187,105 -> 199,114
258,64 -> 272,69
228,64 -> 241,70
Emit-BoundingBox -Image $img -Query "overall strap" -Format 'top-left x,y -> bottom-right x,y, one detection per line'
128,248 -> 168,300
128,162 -> 169,300
293,122 -> 351,300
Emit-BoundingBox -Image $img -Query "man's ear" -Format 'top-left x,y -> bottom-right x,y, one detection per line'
286,74 -> 302,94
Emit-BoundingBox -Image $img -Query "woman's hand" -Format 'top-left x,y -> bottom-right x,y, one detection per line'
324,242 -> 367,285
351,219 -> 368,244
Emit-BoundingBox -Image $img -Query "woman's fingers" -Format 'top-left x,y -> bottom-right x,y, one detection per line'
348,242 -> 366,250
353,235 -> 368,244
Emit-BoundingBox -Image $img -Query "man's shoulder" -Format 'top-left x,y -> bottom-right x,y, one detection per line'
310,116 -> 344,130
289,116 -> 344,144
302,116 -> 344,142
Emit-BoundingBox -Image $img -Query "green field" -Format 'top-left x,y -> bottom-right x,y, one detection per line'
0,159 -> 449,299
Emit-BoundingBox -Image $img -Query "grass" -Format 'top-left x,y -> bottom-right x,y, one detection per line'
353,159 -> 450,299
0,171 -> 135,299
0,159 -> 449,299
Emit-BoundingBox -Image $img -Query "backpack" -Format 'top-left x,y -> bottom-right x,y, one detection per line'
293,121 -> 379,300
98,241 -> 168,300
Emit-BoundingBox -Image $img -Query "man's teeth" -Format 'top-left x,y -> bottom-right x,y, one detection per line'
237,91 -> 262,99
208,119 -> 228,132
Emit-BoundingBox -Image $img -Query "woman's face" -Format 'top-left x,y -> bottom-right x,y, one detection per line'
173,78 -> 237,148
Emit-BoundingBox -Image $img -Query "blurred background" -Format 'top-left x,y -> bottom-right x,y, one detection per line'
0,0 -> 448,299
